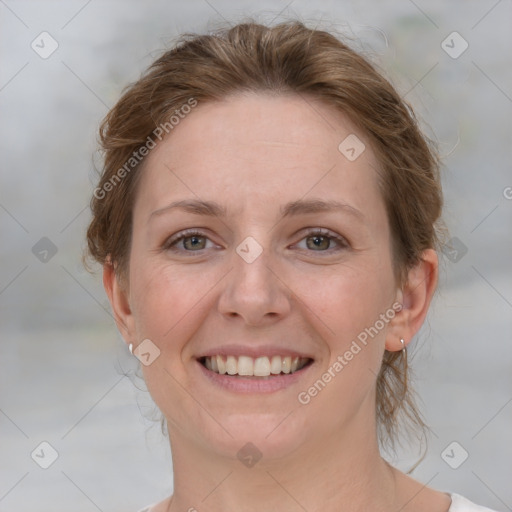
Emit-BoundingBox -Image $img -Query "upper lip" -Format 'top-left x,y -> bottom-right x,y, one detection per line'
196,344 -> 314,360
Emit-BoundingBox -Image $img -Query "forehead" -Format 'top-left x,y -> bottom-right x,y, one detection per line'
133,92 -> 384,221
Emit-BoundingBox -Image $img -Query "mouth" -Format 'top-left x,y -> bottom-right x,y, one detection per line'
197,354 -> 313,378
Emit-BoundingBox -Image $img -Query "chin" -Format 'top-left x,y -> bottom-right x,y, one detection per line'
198,411 -> 312,464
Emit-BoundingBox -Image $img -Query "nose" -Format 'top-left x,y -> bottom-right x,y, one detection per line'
217,241 -> 292,326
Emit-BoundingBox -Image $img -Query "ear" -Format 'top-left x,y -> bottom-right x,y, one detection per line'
103,260 -> 136,345
385,248 -> 438,351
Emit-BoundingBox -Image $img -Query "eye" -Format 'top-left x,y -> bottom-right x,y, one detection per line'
163,229 -> 214,253
162,227 -> 349,255
295,228 -> 348,253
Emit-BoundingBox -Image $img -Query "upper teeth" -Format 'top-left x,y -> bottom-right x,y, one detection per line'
203,355 -> 309,376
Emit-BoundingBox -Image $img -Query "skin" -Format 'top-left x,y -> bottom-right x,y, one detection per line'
104,92 -> 450,512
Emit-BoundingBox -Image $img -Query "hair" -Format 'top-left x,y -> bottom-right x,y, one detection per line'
85,19 -> 444,451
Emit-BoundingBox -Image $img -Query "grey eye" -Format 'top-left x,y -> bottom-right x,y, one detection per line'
305,234 -> 332,250
182,235 -> 207,250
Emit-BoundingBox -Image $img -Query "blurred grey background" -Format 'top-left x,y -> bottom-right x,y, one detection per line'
0,1 -> 511,511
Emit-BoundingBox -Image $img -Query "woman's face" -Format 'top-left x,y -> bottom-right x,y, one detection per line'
118,92 -> 402,460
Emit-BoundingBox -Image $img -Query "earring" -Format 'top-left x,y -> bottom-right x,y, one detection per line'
128,343 -> 134,354
400,338 -> 406,352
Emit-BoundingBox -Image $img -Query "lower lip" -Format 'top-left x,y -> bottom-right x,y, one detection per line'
195,359 -> 313,393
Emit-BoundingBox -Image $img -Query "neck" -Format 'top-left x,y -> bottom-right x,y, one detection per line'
167,417 -> 397,512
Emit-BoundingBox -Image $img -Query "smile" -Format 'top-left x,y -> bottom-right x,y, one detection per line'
199,355 -> 312,377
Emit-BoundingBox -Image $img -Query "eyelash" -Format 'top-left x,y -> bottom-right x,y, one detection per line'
162,228 -> 349,255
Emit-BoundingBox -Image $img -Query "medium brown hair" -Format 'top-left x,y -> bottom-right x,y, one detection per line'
86,20 -> 443,449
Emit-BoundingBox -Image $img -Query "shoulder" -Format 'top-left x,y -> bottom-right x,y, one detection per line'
449,493 -> 500,511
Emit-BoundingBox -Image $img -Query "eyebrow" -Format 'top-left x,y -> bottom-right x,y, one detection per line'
149,198 -> 365,222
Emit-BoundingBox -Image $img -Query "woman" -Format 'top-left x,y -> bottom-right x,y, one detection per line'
85,20 -> 499,512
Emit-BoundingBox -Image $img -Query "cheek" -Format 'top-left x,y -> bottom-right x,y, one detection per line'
294,266 -> 394,428
303,260 -> 396,344
130,263 -> 215,421
301,259 -> 396,413
130,261 -> 208,341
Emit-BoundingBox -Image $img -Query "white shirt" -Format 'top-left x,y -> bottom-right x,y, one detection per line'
137,493 -> 499,511
449,493 -> 499,511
